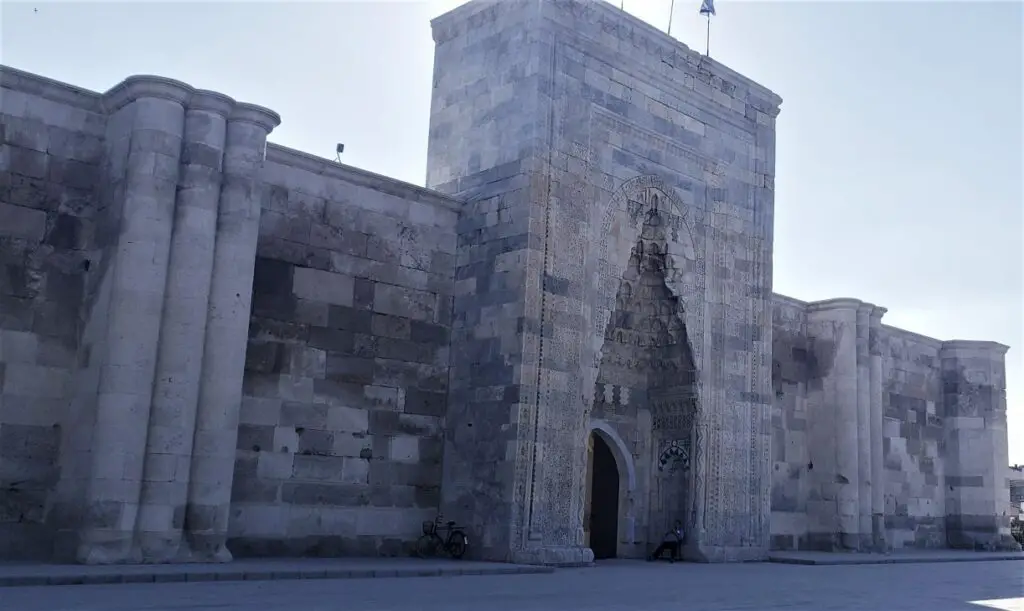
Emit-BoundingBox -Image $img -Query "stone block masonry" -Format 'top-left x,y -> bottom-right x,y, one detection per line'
1,65 -> 281,564
0,0 -> 1017,566
428,0 -> 781,565
228,146 -> 459,558
0,68 -> 104,560
768,295 -> 1019,553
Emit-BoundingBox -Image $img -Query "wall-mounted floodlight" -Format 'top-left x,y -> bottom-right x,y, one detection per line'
335,143 -> 345,162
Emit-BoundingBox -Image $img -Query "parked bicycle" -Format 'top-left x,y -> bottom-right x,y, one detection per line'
415,515 -> 468,559
1011,517 -> 1024,547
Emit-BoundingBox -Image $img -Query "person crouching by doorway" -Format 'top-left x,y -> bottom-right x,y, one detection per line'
648,520 -> 684,563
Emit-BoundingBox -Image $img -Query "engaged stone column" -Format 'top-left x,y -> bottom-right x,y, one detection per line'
135,91 -> 233,562
940,341 -> 1021,551
806,299 -> 860,550
79,77 -> 190,564
185,104 -> 280,561
868,306 -> 887,551
855,304 -> 872,549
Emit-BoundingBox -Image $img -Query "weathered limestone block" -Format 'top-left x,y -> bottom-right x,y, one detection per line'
3,3 -> 1018,566
0,66 -> 104,559
940,341 -> 1021,551
879,328 -> 946,549
230,148 -> 457,558
136,90 -> 234,562
77,76 -> 190,564
428,0 -> 780,565
187,104 -> 280,561
805,299 -> 860,550
855,304 -> 872,547
868,306 -> 886,550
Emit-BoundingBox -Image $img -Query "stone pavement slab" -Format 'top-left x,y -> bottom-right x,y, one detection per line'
0,557 -> 552,587
1,559 -> 1023,610
769,549 -> 1024,565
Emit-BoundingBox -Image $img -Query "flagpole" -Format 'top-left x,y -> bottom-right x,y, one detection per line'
699,0 -> 715,57
667,0 -> 676,35
705,13 -> 710,56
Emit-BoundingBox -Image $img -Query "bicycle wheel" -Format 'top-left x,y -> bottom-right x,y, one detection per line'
446,530 -> 468,559
415,534 -> 442,558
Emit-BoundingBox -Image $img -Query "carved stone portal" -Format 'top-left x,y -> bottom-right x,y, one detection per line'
589,187 -> 699,556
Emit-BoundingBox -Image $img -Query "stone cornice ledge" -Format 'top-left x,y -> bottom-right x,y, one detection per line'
879,324 -> 943,349
102,75 -> 194,113
806,297 -> 863,312
940,340 -> 1011,356
265,144 -> 463,213
190,90 -> 236,117
771,292 -> 810,308
0,64 -> 103,111
230,102 -> 281,132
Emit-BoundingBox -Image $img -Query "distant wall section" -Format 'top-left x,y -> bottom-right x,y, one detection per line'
228,146 -> 459,557
0,70 -> 104,559
769,294 -> 1016,552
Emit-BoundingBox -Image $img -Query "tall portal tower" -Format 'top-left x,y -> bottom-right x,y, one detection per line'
427,0 -> 782,564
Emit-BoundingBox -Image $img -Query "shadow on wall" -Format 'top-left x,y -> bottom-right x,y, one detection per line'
769,326 -> 838,551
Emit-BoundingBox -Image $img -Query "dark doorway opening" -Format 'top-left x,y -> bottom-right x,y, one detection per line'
588,433 -> 620,560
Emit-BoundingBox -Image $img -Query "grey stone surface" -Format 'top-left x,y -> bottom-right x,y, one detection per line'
0,557 -> 551,588
768,549 -> 1024,565
768,296 -> 1020,553
0,0 -> 1016,567
230,144 -> 458,559
0,71 -> 101,560
428,0 -> 779,565
1,560 -> 1023,611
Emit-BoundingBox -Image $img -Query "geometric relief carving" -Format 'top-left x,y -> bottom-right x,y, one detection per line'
657,439 -> 691,473
589,175 -> 705,553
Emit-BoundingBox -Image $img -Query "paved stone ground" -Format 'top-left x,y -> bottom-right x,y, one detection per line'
3,560 -> 1023,611
0,558 -> 550,587
768,550 -> 1024,565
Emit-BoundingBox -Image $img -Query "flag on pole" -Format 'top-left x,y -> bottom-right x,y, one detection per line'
700,0 -> 715,56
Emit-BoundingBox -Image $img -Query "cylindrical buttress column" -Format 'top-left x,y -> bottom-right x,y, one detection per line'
135,91 -> 233,562
855,303 -> 872,550
868,306 -> 887,551
185,104 -> 280,561
80,77 -> 190,564
808,299 -> 860,550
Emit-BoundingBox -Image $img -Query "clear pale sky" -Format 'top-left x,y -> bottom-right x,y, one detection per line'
1,1 -> 1021,464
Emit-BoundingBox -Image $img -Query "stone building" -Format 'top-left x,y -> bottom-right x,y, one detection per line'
1009,466 -> 1024,517
0,0 -> 1018,565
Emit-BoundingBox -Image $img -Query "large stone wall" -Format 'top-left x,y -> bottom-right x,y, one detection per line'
0,0 -> 1017,565
769,296 -> 1018,552
0,70 -> 103,559
428,0 -> 780,564
879,327 -> 946,549
768,295 -> 812,551
228,146 -> 459,557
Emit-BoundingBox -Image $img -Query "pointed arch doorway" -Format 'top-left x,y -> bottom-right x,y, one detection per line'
586,431 -> 620,560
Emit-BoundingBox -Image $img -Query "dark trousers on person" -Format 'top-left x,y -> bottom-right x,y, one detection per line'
649,540 -> 680,562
